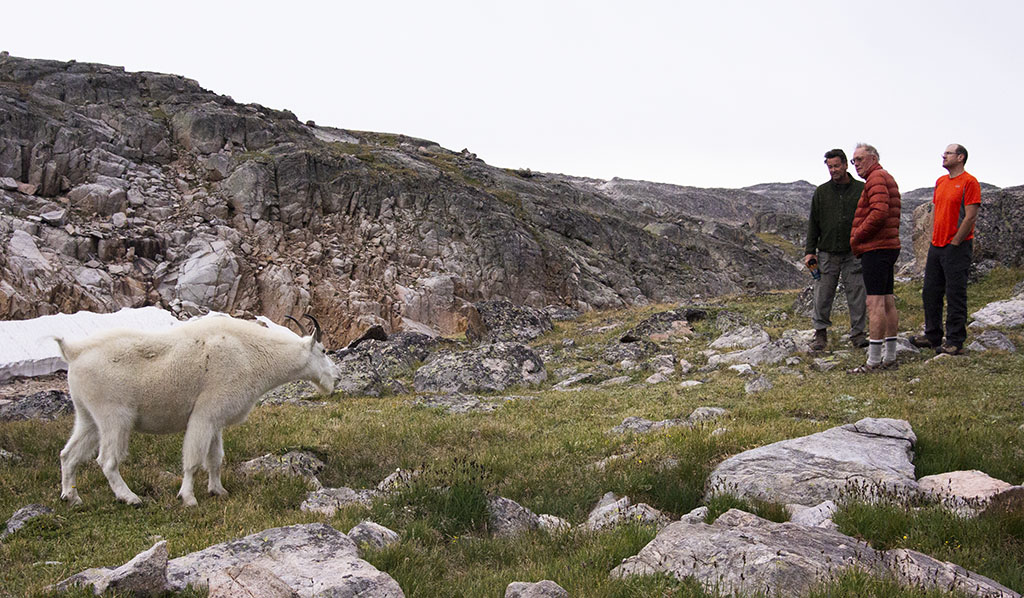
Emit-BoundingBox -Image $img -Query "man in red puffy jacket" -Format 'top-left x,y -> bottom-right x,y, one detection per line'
848,143 -> 901,373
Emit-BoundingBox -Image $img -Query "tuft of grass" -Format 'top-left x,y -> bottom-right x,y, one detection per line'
835,500 -> 1024,592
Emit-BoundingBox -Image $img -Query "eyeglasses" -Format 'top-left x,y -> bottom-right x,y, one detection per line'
851,157 -> 865,164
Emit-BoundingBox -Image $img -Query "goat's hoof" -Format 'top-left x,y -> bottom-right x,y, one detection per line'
208,487 -> 228,497
120,494 -> 143,506
61,492 -> 82,506
179,495 -> 198,507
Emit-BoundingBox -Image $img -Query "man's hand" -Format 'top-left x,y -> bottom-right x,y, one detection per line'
804,253 -> 817,267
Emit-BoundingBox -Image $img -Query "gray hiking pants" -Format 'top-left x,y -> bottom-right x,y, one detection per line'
812,250 -> 867,336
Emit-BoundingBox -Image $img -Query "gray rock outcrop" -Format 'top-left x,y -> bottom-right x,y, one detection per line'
706,418 -> 919,506
611,509 -> 1019,598
413,343 -> 546,393
1,54 -> 807,348
0,389 -> 72,421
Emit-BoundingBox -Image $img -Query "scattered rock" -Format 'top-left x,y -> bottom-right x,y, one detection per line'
348,521 -> 401,551
413,392 -> 527,413
710,324 -> 770,350
744,376 -> 773,394
488,496 -> 541,537
300,487 -> 379,516
599,375 -> 631,387
2,504 -> 54,541
970,297 -> 1024,329
965,330 -> 1016,353
583,492 -> 670,531
0,448 -> 22,463
542,305 -> 580,322
918,470 -> 1024,517
0,389 -> 73,422
706,417 -> 920,506
414,343 -> 546,393
537,514 -> 571,534
706,337 -> 802,369
237,451 -> 325,488
505,579 -> 568,598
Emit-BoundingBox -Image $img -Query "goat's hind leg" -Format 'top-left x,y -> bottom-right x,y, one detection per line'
179,419 -> 216,506
205,428 -> 227,497
60,407 -> 99,505
95,410 -> 142,505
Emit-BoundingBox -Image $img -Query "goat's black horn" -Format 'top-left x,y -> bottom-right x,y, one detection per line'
283,315 -> 306,335
303,314 -> 323,343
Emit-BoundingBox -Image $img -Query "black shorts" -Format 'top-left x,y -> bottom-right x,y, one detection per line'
860,248 -> 900,295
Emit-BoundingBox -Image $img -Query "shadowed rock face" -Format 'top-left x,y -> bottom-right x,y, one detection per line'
1,54 -> 807,345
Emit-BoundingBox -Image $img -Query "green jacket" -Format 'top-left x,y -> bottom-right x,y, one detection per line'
805,176 -> 865,255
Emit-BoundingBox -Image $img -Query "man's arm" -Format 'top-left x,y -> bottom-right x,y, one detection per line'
805,194 -> 820,265
951,203 -> 980,246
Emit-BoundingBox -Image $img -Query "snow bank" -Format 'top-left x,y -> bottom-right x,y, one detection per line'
0,307 -> 181,382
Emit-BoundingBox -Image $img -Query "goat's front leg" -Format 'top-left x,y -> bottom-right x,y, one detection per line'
205,428 -> 227,497
179,418 -> 216,506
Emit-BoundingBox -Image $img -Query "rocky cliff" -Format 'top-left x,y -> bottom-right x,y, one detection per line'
0,54 -> 821,344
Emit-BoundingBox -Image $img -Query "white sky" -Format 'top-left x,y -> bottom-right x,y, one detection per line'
5,1 -> 1022,191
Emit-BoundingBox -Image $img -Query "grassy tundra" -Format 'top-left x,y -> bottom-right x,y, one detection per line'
2,269 -> 1022,598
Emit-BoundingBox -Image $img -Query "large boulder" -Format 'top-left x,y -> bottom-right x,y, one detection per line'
413,343 -> 546,393
706,418 -> 919,506
611,509 -> 1019,598
164,523 -> 403,596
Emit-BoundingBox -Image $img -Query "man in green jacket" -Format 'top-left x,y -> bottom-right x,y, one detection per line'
804,148 -> 868,351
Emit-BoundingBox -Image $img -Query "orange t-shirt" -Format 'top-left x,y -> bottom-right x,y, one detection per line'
932,172 -> 981,246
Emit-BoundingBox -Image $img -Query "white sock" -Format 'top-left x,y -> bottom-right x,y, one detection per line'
867,340 -> 883,366
884,337 -> 897,362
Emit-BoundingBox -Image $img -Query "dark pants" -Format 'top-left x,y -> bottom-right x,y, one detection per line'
922,240 -> 972,347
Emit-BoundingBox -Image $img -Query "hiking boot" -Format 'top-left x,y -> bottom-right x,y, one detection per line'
910,334 -> 939,349
937,342 -> 964,355
810,329 -> 827,351
849,333 -> 869,349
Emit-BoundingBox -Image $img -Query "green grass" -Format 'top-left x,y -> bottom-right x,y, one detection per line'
2,268 -> 1022,597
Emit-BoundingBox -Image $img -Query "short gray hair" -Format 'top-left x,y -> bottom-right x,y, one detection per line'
855,143 -> 879,159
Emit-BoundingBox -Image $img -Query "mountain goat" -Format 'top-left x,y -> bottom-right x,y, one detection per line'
55,314 -> 338,507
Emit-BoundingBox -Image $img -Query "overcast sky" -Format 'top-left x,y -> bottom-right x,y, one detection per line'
5,1 -> 1022,191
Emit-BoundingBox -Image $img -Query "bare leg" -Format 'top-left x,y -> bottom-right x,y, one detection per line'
179,419 -> 216,507
95,411 -> 141,505
206,429 -> 227,496
884,294 -> 899,337
60,407 -> 99,505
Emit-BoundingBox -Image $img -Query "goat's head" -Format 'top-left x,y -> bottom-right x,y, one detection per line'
284,314 -> 339,394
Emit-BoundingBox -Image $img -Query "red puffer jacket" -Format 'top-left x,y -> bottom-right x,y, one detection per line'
850,163 -> 901,256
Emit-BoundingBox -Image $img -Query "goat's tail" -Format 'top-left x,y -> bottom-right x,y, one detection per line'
53,336 -> 77,363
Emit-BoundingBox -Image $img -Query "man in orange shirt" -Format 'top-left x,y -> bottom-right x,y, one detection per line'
911,144 -> 981,354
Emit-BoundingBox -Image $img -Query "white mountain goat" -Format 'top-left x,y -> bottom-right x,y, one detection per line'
55,314 -> 338,506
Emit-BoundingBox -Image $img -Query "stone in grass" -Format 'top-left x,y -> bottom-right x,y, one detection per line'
348,521 -> 400,551
2,504 -> 54,541
505,579 -> 568,598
